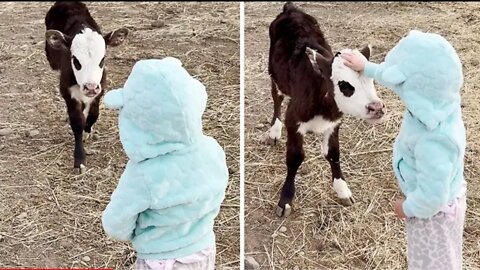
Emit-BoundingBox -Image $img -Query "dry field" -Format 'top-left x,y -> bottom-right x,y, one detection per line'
245,2 -> 480,269
0,2 -> 239,269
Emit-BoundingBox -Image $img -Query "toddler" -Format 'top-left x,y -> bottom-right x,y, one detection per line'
342,30 -> 467,270
101,57 -> 229,270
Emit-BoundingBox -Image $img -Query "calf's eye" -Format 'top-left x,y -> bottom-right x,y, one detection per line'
99,57 -> 105,68
338,80 -> 355,97
72,56 -> 82,70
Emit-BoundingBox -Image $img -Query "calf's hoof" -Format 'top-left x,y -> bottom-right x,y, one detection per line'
275,203 -> 292,217
338,196 -> 355,207
83,130 -> 93,141
84,129 -> 99,141
83,133 -> 90,142
260,131 -> 278,146
333,178 -> 354,207
73,164 -> 86,174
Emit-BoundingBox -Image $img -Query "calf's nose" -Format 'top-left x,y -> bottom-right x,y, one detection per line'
83,83 -> 100,94
366,101 -> 385,118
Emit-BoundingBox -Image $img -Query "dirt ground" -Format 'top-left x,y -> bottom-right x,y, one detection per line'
0,2 -> 239,269
245,2 -> 480,270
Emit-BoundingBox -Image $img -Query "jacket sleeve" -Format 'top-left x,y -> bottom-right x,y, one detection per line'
101,168 -> 150,241
364,61 -> 407,90
363,61 -> 380,78
402,134 -> 458,218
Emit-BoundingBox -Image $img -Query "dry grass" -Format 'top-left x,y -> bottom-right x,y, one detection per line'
245,2 -> 480,270
0,2 -> 239,269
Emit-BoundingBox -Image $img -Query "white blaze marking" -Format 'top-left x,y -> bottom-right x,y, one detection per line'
333,178 -> 352,199
284,203 -> 291,217
297,115 -> 339,135
70,28 -> 106,89
269,118 -> 283,140
69,85 -> 94,118
277,90 -> 291,102
83,102 -> 91,119
80,164 -> 86,174
321,127 -> 334,156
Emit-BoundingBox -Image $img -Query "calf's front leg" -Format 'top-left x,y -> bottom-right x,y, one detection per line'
66,99 -> 87,174
84,98 -> 100,141
323,125 -> 354,206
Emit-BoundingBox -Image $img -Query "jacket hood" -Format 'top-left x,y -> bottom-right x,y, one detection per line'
372,30 -> 463,130
103,57 -> 208,162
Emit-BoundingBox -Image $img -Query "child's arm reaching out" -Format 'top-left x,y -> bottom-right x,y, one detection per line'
401,134 -> 458,218
102,170 -> 150,241
341,51 -> 406,90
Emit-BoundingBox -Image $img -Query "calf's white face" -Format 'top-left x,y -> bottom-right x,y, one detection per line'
306,46 -> 386,123
70,28 -> 106,97
45,27 -> 129,98
331,48 -> 385,123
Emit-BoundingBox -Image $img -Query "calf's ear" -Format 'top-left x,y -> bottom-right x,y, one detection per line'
104,28 -> 129,47
45,30 -> 71,50
305,47 -> 331,77
359,44 -> 372,60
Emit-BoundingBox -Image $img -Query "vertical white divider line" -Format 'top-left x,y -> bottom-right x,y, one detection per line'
239,1 -> 245,270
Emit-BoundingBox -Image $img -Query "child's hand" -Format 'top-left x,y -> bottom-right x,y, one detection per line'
341,51 -> 367,72
394,198 -> 407,219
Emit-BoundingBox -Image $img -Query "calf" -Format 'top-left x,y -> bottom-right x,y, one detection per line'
44,1 -> 128,173
267,2 -> 386,217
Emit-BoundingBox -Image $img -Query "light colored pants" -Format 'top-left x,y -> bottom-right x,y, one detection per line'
134,247 -> 216,270
406,189 -> 467,270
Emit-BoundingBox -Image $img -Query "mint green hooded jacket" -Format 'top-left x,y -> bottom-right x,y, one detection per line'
101,57 -> 229,259
363,30 -> 466,218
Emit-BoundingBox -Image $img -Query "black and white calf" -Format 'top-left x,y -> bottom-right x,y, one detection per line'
44,1 -> 128,173
267,2 -> 386,217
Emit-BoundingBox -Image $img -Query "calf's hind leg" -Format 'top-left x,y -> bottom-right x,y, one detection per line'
276,119 -> 304,217
262,78 -> 284,145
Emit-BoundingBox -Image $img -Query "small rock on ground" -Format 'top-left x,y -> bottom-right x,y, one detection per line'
85,148 -> 98,155
279,226 -> 287,233
245,256 -> 260,270
26,129 -> 40,137
0,128 -> 14,136
82,255 -> 91,262
151,20 -> 165,28
104,168 -> 113,178
228,167 -> 238,174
